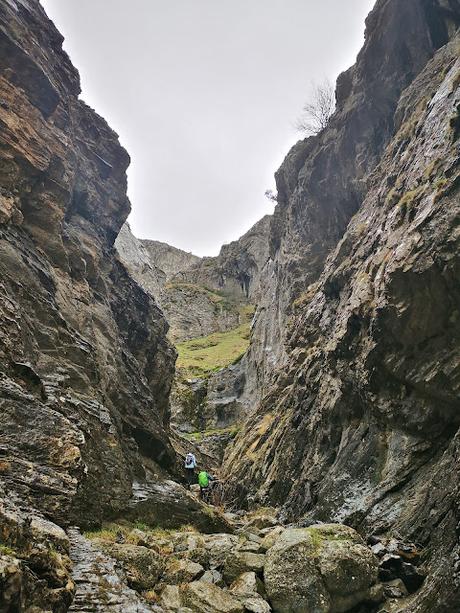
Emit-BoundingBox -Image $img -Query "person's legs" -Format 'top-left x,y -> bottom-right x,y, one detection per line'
186,468 -> 195,486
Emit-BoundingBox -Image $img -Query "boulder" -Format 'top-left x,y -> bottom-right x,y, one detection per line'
203,533 -> 239,567
230,572 -> 266,598
127,480 -> 233,534
242,597 -> 272,613
159,585 -> 182,611
237,540 -> 262,553
180,581 -> 244,612
264,525 -> 379,613
245,510 -> 279,531
163,557 -> 204,584
99,543 -> 165,590
259,527 -> 285,552
199,569 -> 225,586
223,552 -> 266,583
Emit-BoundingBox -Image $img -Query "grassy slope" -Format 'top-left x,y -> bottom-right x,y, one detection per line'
176,305 -> 254,378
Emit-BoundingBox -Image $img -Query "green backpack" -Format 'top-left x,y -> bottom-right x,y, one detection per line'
198,471 -> 209,487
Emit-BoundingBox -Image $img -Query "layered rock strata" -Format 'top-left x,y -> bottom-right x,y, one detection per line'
224,1 -> 460,609
0,0 -> 181,608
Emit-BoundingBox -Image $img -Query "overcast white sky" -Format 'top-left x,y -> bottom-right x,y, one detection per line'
41,0 -> 375,256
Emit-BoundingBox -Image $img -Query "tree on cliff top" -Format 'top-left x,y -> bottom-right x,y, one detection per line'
296,80 -> 335,136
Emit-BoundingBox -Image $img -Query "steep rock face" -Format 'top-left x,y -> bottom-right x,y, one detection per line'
114,222 -> 166,300
117,217 -> 271,441
142,238 -> 201,280
178,215 -> 271,302
0,0 -> 178,549
116,223 -> 251,343
243,0 -> 460,405
224,1 -> 460,609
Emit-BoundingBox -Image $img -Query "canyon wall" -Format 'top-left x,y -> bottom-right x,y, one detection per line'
224,0 -> 460,609
0,0 -> 181,606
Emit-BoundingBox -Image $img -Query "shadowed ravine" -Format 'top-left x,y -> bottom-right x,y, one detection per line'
0,0 -> 460,612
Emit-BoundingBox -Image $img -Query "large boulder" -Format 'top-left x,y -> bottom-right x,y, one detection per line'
127,479 -> 233,534
159,584 -> 182,611
264,525 -> 379,613
180,581 -> 245,613
223,551 -> 266,583
98,542 -> 165,590
203,533 -> 239,567
163,557 -> 204,584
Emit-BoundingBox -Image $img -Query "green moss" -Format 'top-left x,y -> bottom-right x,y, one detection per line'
0,544 -> 16,556
176,307 -> 253,378
84,521 -> 197,544
396,97 -> 429,142
306,526 -> 356,553
183,425 -> 241,442
292,283 -> 320,309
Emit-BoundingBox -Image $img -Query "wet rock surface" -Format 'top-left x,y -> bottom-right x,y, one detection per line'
224,2 -> 460,610
67,528 -> 157,612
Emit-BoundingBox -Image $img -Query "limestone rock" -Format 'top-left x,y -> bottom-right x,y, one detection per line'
223,551 -> 265,584
163,558 -> 204,584
98,543 -> 165,590
180,581 -> 245,613
230,572 -> 265,598
127,479 -> 232,534
0,0 -> 178,534
264,526 -> 379,613
224,3 -> 460,609
199,569 -> 225,587
242,597 -> 272,613
159,584 -> 182,611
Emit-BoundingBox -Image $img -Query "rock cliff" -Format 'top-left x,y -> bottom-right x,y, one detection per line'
0,0 -> 182,607
117,217 -> 271,454
2,0 -> 460,611
224,0 -> 460,609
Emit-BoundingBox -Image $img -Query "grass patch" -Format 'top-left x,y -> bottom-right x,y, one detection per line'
0,544 -> 16,556
176,307 -> 254,378
183,425 -> 241,442
83,521 -> 198,544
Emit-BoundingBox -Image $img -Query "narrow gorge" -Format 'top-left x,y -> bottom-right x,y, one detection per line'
0,1 -> 459,612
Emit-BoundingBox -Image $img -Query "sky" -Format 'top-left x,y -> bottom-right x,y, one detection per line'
41,0 -> 375,256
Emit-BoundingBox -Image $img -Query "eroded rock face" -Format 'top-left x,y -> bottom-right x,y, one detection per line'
0,3 -> 180,609
224,2 -> 460,610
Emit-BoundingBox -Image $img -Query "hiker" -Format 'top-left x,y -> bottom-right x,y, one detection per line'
198,470 -> 215,502
184,452 -> 197,486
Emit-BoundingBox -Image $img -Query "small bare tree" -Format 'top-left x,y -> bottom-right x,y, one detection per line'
264,189 -> 278,203
296,80 -> 335,136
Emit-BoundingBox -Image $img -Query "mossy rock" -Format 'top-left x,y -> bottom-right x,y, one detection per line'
264,525 -> 379,613
98,543 -> 165,590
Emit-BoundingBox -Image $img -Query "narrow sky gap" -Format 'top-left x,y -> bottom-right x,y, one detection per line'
41,0 -> 374,256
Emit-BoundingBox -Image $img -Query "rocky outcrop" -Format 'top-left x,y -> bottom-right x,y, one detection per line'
79,515 -> 392,613
117,216 -> 271,442
0,1 -> 181,609
179,215 -> 271,301
114,222 -> 166,300
224,1 -> 460,610
239,0 -> 460,406
116,223 -> 255,344
142,238 -> 201,280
